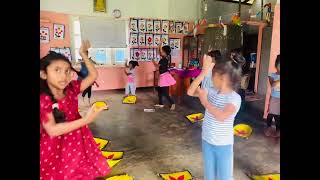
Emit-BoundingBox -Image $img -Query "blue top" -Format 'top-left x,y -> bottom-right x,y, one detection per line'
77,62 -> 88,80
269,73 -> 280,98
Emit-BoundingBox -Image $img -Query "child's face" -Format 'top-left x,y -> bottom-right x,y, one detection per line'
41,60 -> 73,91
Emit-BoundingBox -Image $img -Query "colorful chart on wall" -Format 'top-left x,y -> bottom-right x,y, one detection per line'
234,124 -> 252,139
147,49 -> 154,61
251,173 -> 280,180
105,174 -> 134,180
138,19 -> 146,32
145,34 -> 153,47
50,47 -> 60,54
59,47 -> 72,61
94,137 -> 109,150
53,24 -> 65,40
130,33 -> 138,46
154,20 -> 161,34
138,33 -> 146,46
130,19 -> 138,33
40,26 -> 50,43
169,21 -> 175,34
174,39 -> 181,50
140,49 -> 147,61
175,22 -> 183,34
161,35 -> 169,46
107,159 -> 121,168
153,34 -> 161,46
185,113 -> 204,123
146,20 -> 154,33
158,170 -> 193,180
162,20 -> 169,34
183,22 -> 189,34
169,39 -> 175,50
102,151 -> 124,160
133,49 -> 140,61
130,49 -> 135,60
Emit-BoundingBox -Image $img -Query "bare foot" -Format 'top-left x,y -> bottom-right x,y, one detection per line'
170,104 -> 176,111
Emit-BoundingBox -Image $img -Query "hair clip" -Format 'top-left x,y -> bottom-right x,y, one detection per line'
52,103 -> 59,109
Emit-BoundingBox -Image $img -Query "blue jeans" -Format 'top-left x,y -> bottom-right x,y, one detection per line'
125,83 -> 136,95
202,140 -> 234,180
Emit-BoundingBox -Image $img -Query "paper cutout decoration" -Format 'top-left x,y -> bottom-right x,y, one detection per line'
183,22 -> 189,34
159,170 -> 193,180
59,47 -> 72,61
40,26 -> 50,43
107,159 -> 121,168
153,34 -> 161,46
231,15 -> 241,26
53,24 -> 65,40
140,49 -> 147,61
130,49 -> 135,60
174,39 -> 181,50
169,21 -> 175,34
162,20 -> 169,34
102,151 -> 124,160
130,33 -> 138,46
105,174 -> 134,180
133,49 -> 140,61
138,33 -> 146,46
147,49 -> 154,61
169,39 -> 175,50
93,101 -> 108,110
161,35 -> 169,46
94,0 -> 106,12
94,137 -> 109,150
146,20 -> 154,33
154,20 -> 161,34
138,19 -> 146,32
145,34 -> 154,47
175,22 -> 183,34
186,113 -> 204,123
233,124 -> 253,139
130,19 -> 138,33
252,173 -> 280,180
123,95 -> 137,104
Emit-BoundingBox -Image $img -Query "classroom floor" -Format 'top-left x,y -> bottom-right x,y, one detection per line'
79,88 -> 280,180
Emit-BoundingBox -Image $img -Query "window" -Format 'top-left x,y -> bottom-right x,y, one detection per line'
72,18 -> 129,66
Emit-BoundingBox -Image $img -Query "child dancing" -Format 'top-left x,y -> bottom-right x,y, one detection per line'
124,60 -> 139,97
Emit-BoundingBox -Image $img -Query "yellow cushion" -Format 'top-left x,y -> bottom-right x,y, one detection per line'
94,137 -> 109,150
93,101 -> 108,109
123,96 -> 137,104
159,170 -> 193,180
105,174 -> 134,180
233,124 -> 253,138
185,113 -> 204,123
102,151 -> 124,160
252,174 -> 280,180
107,159 -> 121,168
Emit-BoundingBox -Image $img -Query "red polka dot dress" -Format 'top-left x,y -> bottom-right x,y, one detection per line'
40,80 -> 111,180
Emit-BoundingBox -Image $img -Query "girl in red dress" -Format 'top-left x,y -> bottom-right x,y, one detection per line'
40,40 -> 111,180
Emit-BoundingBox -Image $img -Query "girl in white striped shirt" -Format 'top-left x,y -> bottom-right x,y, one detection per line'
187,54 -> 242,180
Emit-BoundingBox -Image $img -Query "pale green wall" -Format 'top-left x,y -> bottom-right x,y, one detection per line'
40,0 -> 200,21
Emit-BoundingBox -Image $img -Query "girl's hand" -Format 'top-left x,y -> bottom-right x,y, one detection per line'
79,40 -> 91,57
202,54 -> 215,73
84,105 -> 106,124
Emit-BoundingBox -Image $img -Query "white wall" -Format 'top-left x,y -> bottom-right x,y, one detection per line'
40,0 -> 200,21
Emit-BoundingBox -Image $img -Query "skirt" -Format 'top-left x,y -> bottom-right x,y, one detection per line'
269,96 -> 280,115
158,72 -> 176,87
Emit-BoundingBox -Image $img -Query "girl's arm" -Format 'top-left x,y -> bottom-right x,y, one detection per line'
79,40 -> 98,92
187,55 -> 214,97
197,87 -> 237,122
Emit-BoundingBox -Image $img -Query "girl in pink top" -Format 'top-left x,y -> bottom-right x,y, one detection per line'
124,60 -> 139,97
40,40 -> 111,180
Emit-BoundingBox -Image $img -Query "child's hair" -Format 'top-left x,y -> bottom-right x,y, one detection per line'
129,60 -> 139,69
275,54 -> 280,67
162,45 -> 172,67
208,50 -> 222,63
212,58 -> 243,90
40,51 -> 76,123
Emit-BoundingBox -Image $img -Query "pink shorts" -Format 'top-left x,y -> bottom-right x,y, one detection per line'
128,76 -> 134,83
158,72 -> 176,87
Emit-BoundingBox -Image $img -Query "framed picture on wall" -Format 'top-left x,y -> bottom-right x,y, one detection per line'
169,39 -> 175,50
133,49 -> 140,61
169,21 -> 175,34
53,24 -> 65,40
162,20 -> 169,34
154,48 -> 160,61
140,49 -> 147,61
154,20 -> 161,34
138,19 -> 146,32
153,34 -> 161,46
146,20 -> 154,33
130,49 -> 135,60
175,22 -> 183,34
183,22 -> 189,34
40,26 -> 50,43
130,33 -> 138,46
93,0 -> 106,12
145,34 -> 153,47
130,19 -> 138,33
59,47 -> 72,61
174,39 -> 181,50
161,35 -> 169,46
138,33 -> 146,46
147,49 -> 154,61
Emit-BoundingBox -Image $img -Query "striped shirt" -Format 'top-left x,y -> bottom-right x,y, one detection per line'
202,87 -> 241,145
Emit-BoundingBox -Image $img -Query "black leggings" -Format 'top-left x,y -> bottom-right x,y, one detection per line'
157,86 -> 174,105
82,86 -> 92,99
267,114 -> 280,131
